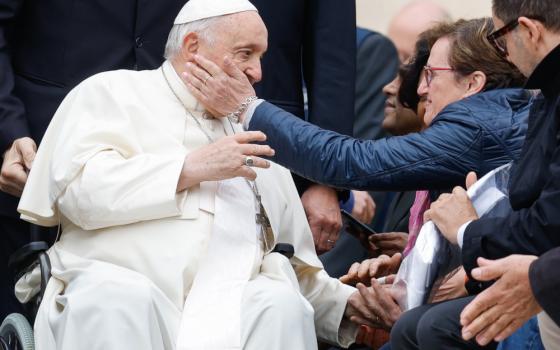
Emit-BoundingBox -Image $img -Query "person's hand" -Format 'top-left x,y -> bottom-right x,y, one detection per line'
340,253 -> 402,286
0,137 -> 37,197
301,184 -> 342,254
424,171 -> 479,244
351,190 -> 375,224
346,280 -> 402,331
423,186 -> 478,244
368,232 -> 408,257
177,131 -> 274,191
182,54 -> 256,119
460,255 -> 541,346
429,267 -> 468,303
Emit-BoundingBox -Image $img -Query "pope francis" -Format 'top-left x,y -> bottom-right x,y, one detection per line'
13,1 -> 369,349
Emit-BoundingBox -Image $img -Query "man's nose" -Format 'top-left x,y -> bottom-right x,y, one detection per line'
246,60 -> 262,84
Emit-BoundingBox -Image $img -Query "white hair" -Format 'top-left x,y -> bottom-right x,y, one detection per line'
164,16 -> 223,60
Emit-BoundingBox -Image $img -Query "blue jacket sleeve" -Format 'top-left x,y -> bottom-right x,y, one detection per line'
0,0 -> 29,153
303,0 -> 356,136
250,101 -> 482,191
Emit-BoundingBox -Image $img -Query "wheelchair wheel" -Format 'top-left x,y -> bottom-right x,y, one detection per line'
0,313 -> 34,350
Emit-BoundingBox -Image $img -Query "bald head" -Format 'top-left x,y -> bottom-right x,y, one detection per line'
388,1 -> 451,62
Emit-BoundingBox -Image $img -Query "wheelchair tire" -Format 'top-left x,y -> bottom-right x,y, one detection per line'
0,313 -> 34,350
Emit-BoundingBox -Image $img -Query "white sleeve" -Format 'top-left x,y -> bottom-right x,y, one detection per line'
295,265 -> 358,347
241,99 -> 265,130
58,150 -> 188,230
457,220 -> 473,248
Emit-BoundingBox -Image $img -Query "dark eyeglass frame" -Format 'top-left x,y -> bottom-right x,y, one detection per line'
487,16 -> 546,57
423,66 -> 455,87
487,19 -> 519,57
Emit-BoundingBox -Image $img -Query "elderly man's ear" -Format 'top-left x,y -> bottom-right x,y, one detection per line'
180,32 -> 200,61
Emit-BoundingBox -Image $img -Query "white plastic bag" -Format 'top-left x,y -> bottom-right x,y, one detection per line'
392,163 -> 513,311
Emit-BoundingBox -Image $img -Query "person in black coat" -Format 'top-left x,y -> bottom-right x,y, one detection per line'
0,0 -> 356,320
394,0 -> 560,349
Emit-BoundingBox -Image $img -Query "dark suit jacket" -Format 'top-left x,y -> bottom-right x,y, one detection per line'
353,28 -> 398,141
250,0 -> 356,195
462,45 -> 560,276
529,247 -> 560,326
382,191 -> 415,233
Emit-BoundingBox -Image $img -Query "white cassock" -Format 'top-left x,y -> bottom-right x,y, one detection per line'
15,61 -> 358,350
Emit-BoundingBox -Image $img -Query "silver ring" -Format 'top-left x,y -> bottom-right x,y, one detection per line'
244,156 -> 254,167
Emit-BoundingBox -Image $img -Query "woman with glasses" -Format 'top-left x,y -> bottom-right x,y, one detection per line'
188,18 -> 531,195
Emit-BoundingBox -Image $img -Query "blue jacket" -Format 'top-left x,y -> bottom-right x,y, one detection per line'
249,88 -> 532,191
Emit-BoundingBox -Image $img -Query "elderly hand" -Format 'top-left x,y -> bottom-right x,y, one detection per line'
424,172 -> 479,244
182,54 -> 256,118
0,137 -> 37,197
423,186 -> 478,244
351,190 -> 376,224
177,131 -> 274,191
301,184 -> 342,254
460,255 -> 541,346
340,253 -> 402,286
368,232 -> 408,257
347,280 -> 402,330
429,267 -> 468,303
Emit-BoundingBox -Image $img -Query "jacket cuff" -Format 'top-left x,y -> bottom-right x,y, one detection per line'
529,249 -> 560,326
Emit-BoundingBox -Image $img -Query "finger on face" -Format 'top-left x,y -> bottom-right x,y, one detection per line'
186,62 -> 213,83
183,71 -> 205,91
193,54 -> 224,77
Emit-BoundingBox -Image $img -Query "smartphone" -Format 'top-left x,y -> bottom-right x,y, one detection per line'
341,209 -> 378,240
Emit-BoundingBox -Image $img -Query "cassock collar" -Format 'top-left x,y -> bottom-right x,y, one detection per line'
162,60 -> 206,113
525,43 -> 560,98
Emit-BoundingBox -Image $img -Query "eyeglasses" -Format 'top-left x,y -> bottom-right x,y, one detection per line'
423,66 -> 455,87
487,16 -> 546,57
487,19 -> 519,57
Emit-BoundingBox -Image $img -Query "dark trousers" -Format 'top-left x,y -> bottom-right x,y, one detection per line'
390,296 -> 498,350
0,216 -> 30,320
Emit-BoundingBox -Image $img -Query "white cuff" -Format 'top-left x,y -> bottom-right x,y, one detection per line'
241,99 -> 264,130
457,220 -> 473,248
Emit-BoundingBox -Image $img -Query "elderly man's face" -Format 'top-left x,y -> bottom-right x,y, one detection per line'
199,11 -> 268,85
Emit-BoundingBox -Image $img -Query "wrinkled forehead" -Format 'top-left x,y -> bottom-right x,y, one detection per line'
214,11 -> 267,48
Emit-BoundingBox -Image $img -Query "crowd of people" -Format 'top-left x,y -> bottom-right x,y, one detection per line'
0,0 -> 559,349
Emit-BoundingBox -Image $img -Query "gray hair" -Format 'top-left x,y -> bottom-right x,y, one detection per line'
164,16 -> 223,60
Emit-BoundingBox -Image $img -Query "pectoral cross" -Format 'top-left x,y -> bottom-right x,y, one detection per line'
255,194 -> 272,251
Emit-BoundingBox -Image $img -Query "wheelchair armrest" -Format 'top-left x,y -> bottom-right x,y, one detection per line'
8,242 -> 49,274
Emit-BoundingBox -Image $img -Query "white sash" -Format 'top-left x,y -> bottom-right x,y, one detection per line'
176,177 -> 259,349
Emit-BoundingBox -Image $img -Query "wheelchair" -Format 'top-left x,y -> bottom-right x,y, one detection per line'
0,229 -> 52,350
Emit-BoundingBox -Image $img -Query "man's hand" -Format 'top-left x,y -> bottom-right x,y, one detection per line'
301,184 -> 342,254
423,186 -> 478,244
346,280 -> 402,330
177,131 -> 274,191
429,267 -> 468,303
424,171 -> 479,244
460,255 -> 541,346
351,190 -> 375,224
340,253 -> 402,286
368,232 -> 408,257
0,137 -> 37,197
183,54 -> 256,119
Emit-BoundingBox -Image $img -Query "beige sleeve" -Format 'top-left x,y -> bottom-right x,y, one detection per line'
295,264 -> 358,347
